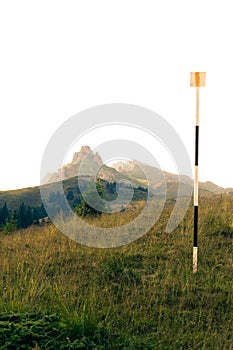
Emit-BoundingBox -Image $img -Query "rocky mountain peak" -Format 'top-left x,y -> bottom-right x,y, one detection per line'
112,160 -> 137,172
72,146 -> 103,166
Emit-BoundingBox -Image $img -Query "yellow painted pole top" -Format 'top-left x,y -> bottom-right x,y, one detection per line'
190,72 -> 206,87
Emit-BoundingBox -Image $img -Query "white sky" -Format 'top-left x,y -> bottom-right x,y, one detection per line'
0,1 -> 233,190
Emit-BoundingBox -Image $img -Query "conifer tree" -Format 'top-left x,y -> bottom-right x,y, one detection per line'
2,202 -> 9,225
3,212 -> 17,233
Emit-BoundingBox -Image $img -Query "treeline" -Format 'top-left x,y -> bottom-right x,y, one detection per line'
0,181 -> 149,233
0,202 -> 47,233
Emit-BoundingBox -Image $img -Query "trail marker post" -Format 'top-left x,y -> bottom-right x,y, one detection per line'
190,72 -> 206,273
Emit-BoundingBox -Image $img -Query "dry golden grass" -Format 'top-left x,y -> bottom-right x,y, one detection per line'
0,196 -> 232,349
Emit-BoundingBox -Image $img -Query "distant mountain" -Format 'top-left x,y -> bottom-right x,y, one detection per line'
112,159 -> 232,195
42,146 -> 103,184
112,160 -> 192,185
1,145 -> 232,212
42,145 -> 144,188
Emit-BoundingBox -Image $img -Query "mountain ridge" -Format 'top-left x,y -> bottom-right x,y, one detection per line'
1,145 -> 232,211
42,145 -> 232,195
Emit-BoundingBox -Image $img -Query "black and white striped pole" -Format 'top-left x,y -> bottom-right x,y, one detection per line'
190,72 -> 206,273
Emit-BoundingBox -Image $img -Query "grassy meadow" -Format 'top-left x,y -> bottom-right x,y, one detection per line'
0,195 -> 232,349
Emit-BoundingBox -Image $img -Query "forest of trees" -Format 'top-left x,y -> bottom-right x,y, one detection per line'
0,202 -> 47,233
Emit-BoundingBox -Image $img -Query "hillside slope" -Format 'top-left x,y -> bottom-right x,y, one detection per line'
0,195 -> 232,349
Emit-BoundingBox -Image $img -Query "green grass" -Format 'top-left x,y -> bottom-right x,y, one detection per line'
0,195 -> 232,349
